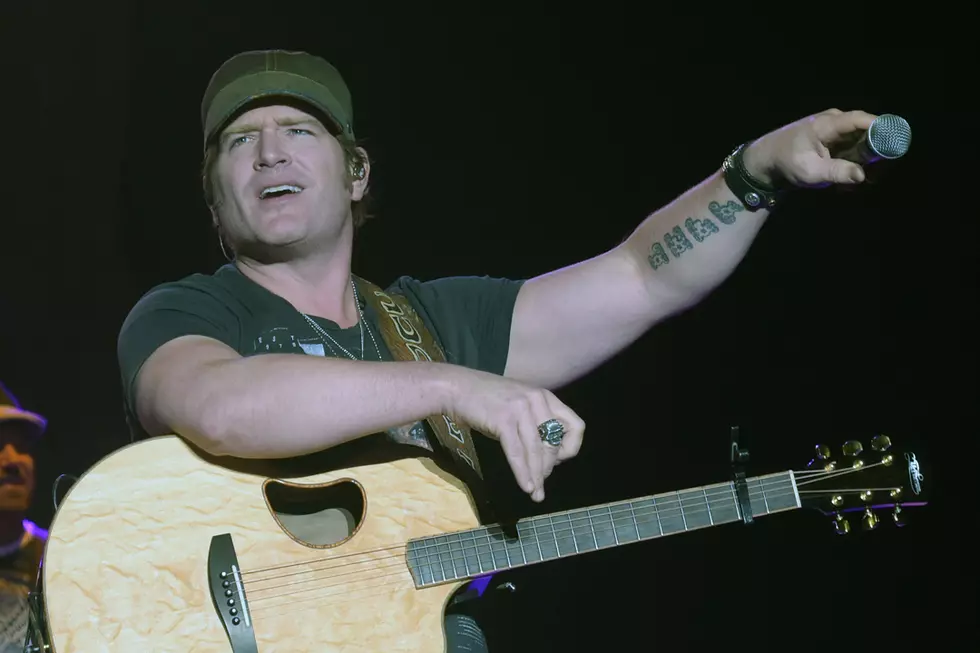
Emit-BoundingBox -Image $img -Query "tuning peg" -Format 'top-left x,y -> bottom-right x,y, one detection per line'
842,440 -> 863,457
833,512 -> 850,535
861,508 -> 879,531
871,435 -> 892,452
815,444 -> 831,460
892,505 -> 906,527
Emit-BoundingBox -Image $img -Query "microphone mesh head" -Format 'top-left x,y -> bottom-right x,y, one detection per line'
868,114 -> 911,159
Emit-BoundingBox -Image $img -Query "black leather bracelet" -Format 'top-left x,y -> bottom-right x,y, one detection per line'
722,142 -> 784,212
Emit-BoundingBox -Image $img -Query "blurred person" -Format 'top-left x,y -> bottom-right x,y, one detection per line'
0,382 -> 47,653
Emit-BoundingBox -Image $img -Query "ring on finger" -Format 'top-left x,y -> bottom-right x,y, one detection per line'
537,418 -> 565,446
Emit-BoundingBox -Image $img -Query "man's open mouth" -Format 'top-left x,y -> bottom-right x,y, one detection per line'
259,184 -> 304,200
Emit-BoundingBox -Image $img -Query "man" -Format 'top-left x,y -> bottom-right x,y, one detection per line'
117,50 -> 879,650
0,382 -> 47,653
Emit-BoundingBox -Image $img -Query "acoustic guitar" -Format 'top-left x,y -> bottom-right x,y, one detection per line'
29,432 -> 926,652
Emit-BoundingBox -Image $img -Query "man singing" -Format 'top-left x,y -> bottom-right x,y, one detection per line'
117,49 -> 880,651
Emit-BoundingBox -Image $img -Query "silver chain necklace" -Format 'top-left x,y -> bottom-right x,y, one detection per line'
300,279 -> 382,361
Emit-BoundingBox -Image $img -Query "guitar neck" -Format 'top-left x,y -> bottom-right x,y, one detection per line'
406,470 -> 800,588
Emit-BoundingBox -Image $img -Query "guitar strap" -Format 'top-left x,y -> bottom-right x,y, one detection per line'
355,277 -> 486,481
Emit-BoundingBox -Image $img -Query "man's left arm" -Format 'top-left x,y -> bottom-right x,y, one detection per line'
504,108 -> 877,389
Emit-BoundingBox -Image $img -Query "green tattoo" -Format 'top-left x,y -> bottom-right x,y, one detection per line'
664,226 -> 694,257
684,217 -> 719,243
708,200 -> 744,225
648,243 -> 670,269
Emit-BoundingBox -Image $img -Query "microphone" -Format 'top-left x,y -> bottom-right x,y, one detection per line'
836,113 -> 911,164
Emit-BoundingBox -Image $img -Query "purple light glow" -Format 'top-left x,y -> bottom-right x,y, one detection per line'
467,574 -> 494,596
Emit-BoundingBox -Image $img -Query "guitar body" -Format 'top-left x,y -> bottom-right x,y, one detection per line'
39,431 -> 926,652
42,435 -> 482,652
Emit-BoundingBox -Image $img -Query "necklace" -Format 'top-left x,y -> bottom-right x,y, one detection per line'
300,279 -> 382,361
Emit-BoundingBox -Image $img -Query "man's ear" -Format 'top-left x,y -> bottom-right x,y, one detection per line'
350,146 -> 371,201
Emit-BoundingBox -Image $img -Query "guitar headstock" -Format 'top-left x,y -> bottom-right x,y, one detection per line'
797,435 -> 928,535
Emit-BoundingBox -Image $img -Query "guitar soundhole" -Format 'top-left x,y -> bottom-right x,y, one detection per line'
263,479 -> 365,548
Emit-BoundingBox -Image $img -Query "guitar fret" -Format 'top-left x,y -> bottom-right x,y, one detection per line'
730,482 -> 741,521
703,487 -> 714,525
606,506 -> 620,546
404,472 -> 798,587
589,506 -> 616,549
476,528 -> 494,574
448,533 -> 460,579
486,529 -> 500,571
587,510 -> 598,550
548,514 -> 565,557
625,501 -> 642,541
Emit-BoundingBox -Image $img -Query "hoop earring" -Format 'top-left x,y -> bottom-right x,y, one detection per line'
217,231 -> 234,262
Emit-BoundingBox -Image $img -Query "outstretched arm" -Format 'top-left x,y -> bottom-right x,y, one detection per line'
504,109 -> 876,389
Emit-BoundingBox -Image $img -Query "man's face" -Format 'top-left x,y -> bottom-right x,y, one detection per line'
212,103 -> 366,258
0,421 -> 36,513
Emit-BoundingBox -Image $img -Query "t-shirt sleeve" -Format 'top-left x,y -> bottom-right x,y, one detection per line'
116,279 -> 241,418
389,275 -> 525,375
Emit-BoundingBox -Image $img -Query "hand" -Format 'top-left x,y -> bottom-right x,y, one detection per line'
444,367 -> 585,502
742,108 -> 878,188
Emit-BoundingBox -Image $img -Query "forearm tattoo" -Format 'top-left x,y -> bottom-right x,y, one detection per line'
647,200 -> 745,270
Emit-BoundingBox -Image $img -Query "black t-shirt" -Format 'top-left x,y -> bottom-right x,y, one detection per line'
116,264 -> 524,465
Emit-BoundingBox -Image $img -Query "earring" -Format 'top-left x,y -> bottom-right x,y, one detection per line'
217,231 -> 234,262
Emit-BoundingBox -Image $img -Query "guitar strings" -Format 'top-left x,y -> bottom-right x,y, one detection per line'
240,474 -> 795,583
239,463 -> 875,591
239,462 -> 865,582
239,462 -> 881,584
240,483 -> 801,609
241,481 -> 809,620
225,463 -> 890,619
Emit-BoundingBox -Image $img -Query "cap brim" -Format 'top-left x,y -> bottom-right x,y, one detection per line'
0,407 -> 47,436
204,70 -> 352,146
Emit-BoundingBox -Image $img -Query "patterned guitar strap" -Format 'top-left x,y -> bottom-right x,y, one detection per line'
355,277 -> 486,481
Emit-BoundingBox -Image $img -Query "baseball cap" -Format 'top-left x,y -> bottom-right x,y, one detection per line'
0,381 -> 46,437
201,49 -> 355,147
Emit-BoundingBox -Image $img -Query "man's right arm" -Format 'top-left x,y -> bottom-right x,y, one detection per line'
134,335 -> 459,459
120,278 -> 584,502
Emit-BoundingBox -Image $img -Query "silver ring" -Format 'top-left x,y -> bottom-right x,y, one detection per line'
537,419 -> 565,446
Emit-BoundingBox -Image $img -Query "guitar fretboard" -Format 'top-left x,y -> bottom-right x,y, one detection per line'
405,471 -> 798,588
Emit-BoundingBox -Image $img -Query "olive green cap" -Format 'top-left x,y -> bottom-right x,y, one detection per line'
201,49 -> 355,147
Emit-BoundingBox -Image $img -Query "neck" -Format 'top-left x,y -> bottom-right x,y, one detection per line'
236,229 -> 358,327
0,513 -> 25,547
404,470 -> 801,588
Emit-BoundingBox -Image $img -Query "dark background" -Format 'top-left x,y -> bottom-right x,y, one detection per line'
2,1 -> 972,650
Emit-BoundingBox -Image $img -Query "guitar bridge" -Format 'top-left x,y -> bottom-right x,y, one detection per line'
208,533 -> 259,653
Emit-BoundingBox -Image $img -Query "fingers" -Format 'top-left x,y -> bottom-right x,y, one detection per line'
496,418 -> 535,496
533,393 -> 586,500
518,414 -> 546,502
555,393 -> 586,456
814,108 -> 878,143
826,158 -> 866,184
499,390 -> 586,504
522,390 -> 554,502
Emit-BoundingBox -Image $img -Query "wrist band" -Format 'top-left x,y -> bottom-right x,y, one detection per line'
722,143 -> 784,212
